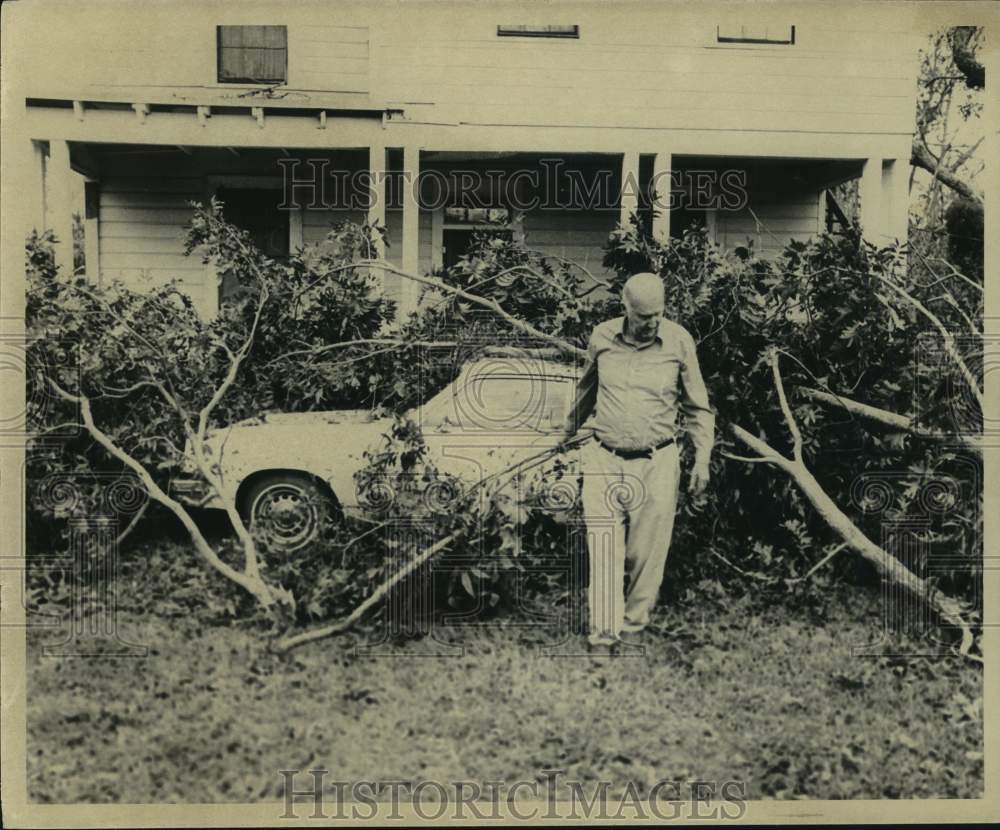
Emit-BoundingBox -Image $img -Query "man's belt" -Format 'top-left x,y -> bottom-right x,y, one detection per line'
595,436 -> 675,460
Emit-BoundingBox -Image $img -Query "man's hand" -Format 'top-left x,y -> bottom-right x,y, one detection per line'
556,431 -> 576,454
688,459 -> 711,502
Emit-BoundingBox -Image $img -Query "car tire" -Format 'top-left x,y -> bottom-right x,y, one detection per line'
239,472 -> 337,554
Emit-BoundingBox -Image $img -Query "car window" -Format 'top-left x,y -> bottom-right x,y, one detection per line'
427,374 -> 570,432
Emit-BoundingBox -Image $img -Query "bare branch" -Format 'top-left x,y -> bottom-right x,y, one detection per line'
729,419 -> 972,652
911,139 -> 983,205
358,260 -> 587,361
266,338 -> 457,367
720,450 -> 774,464
798,387 -> 981,453
114,500 -> 149,548
922,256 -> 983,294
274,530 -> 462,651
47,378 -> 283,609
770,350 -> 804,463
786,543 -> 849,584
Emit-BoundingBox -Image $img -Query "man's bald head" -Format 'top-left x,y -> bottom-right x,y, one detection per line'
623,272 -> 665,315
621,272 -> 664,343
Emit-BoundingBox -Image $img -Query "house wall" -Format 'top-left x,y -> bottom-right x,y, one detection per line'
20,4 -> 920,139
18,3 -> 921,317
373,7 -> 920,136
20,6 -> 370,97
98,177 -> 216,316
521,210 -> 619,285
97,196 -> 426,315
714,196 -> 821,259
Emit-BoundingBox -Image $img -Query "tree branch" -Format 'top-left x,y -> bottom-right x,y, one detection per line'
949,26 -> 984,89
273,530 -> 462,651
872,270 -> 983,411
265,338 -> 458,367
798,387 -> 981,453
770,350 -> 804,463
910,139 -> 983,205
728,419 -> 972,653
47,378 -> 284,610
357,260 -> 586,361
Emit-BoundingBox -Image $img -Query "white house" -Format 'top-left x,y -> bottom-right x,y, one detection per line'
13,1 -> 921,318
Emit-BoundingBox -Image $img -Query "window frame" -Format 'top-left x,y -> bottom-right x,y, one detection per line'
216,24 -> 289,85
497,24 -> 580,39
715,24 -> 795,46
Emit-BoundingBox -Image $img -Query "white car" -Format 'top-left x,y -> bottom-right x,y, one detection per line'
171,356 -> 582,551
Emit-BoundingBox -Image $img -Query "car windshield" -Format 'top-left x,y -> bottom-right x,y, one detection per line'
420,369 -> 572,432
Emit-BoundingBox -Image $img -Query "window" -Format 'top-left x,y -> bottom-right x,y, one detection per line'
217,25 -> 288,83
440,208 -> 518,271
716,24 -> 795,45
497,24 -> 579,39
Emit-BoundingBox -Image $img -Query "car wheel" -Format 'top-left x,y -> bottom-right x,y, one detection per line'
240,473 -> 336,553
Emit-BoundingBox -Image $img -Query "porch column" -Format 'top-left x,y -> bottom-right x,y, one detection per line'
288,205 -> 304,253
400,144 -> 421,317
29,140 -> 48,236
368,143 -> 386,261
620,151 -> 641,229
48,140 -> 76,276
857,156 -> 882,246
83,180 -> 101,283
651,151 -> 672,242
881,158 -> 909,246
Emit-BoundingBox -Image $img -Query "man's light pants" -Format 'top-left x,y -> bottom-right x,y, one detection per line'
580,439 -> 681,645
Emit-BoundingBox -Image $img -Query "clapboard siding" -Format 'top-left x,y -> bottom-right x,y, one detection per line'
290,24 -> 369,90
522,210 -> 618,283
22,4 -> 920,136
302,208 -> 367,245
715,198 -> 820,256
375,9 -> 919,134
22,6 -> 369,94
98,179 -> 215,315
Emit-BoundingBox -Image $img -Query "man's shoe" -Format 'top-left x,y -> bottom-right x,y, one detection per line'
587,639 -> 621,658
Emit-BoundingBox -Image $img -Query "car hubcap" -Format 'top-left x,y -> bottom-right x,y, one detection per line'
250,484 -> 317,551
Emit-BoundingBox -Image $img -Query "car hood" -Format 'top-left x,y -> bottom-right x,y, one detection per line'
229,410 -> 385,429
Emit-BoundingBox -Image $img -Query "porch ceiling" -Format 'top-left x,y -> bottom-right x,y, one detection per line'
69,143 -> 371,179
674,155 -> 864,190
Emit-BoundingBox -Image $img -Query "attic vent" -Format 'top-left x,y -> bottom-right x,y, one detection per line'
717,25 -> 795,45
497,25 -> 580,39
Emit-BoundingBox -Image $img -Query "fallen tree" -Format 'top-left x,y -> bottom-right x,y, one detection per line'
268,241 -> 977,654
29,205 -> 981,656
27,207 -> 405,619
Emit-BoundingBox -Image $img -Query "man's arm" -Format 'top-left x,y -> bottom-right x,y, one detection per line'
561,336 -> 599,439
678,328 -> 715,490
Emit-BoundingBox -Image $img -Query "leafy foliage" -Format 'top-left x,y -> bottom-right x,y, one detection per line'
27,197 -> 982,632
601,221 -> 982,603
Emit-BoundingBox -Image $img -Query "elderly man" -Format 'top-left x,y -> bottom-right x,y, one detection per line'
562,272 -> 715,650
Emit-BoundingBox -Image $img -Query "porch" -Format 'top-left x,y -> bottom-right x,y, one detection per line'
24,98 -> 910,320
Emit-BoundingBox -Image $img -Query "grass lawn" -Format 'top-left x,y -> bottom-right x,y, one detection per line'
26,549 -> 983,805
